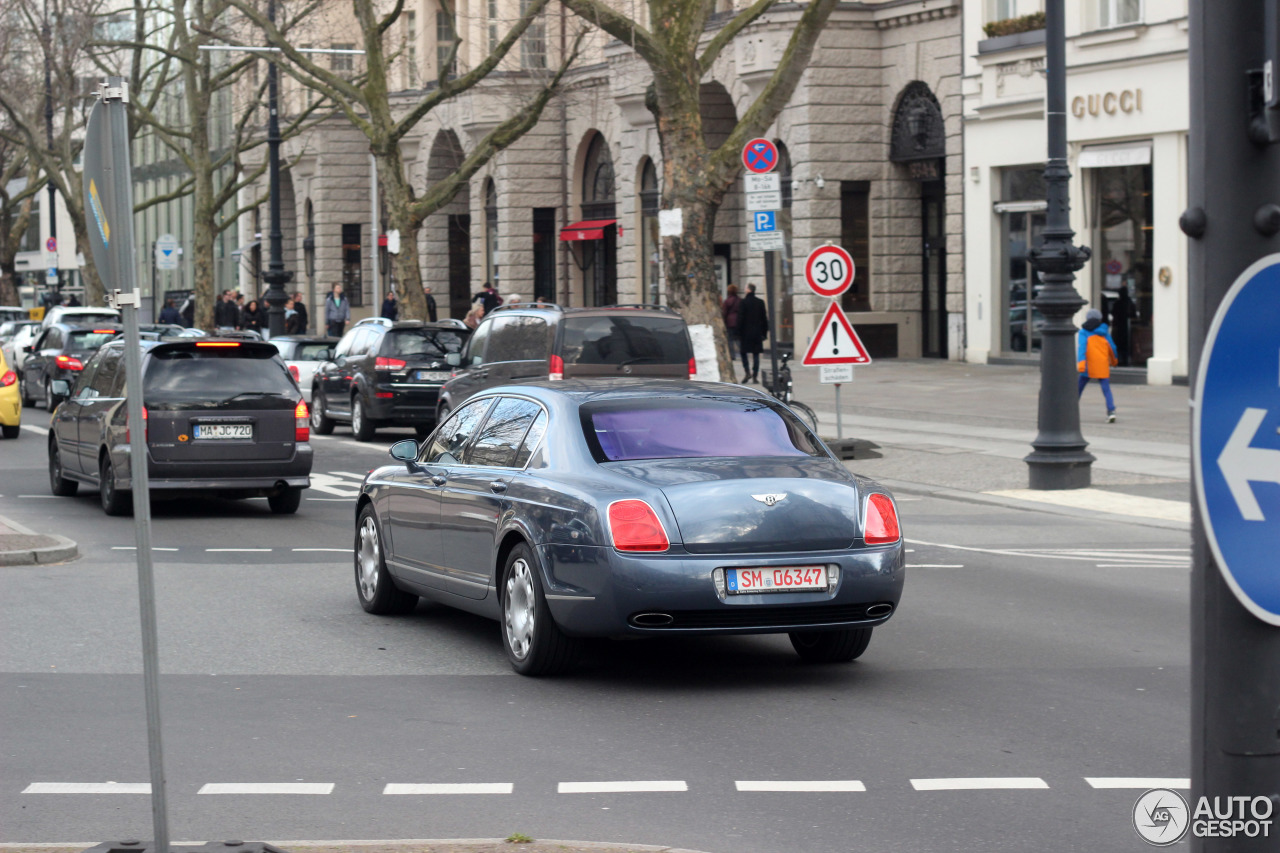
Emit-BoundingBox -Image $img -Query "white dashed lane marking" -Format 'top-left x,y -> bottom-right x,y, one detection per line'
205,548 -> 273,553
736,781 -> 866,792
20,424 -> 48,435
198,783 -> 334,795
1086,777 -> 1190,789
292,548 -> 349,553
911,777 -> 1049,791
558,781 -> 688,794
384,783 -> 513,795
112,546 -> 179,551
23,782 -> 150,794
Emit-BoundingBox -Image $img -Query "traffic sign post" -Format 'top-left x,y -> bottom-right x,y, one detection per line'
741,138 -> 779,174
802,300 -> 871,439
741,140 -> 785,386
805,245 -> 855,298
155,233 -> 179,271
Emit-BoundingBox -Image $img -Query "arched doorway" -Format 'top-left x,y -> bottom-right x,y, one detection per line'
890,81 -> 947,358
581,134 -> 616,306
638,158 -> 660,304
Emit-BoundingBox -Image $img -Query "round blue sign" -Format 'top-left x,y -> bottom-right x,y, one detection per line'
1194,253 -> 1280,625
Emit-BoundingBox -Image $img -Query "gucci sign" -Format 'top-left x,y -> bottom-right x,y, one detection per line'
1071,89 -> 1143,118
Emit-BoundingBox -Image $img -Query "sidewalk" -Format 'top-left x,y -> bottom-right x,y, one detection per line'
0,514 -> 78,566
784,358 -> 1192,529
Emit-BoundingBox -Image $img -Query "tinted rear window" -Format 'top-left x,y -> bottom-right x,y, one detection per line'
144,347 -> 297,408
560,316 -> 690,366
582,397 -> 824,462
383,328 -> 468,358
65,313 -> 119,326
67,330 -> 122,350
274,341 -> 332,361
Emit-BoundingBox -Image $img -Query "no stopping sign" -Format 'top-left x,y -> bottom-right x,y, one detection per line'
805,245 -> 855,298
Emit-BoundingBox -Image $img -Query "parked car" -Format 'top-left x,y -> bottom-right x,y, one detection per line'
0,319 -> 40,342
354,380 -> 904,676
269,336 -> 339,403
21,323 -> 123,410
0,306 -> 32,324
2,322 -> 43,371
0,347 -> 21,439
41,306 -> 121,328
47,337 -> 313,515
311,320 -> 470,441
437,303 -> 695,421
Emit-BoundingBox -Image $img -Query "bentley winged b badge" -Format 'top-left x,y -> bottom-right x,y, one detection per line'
751,493 -> 788,506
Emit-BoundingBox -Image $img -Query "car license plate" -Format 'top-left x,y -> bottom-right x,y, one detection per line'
193,423 -> 252,440
416,370 -> 450,381
726,566 -> 827,594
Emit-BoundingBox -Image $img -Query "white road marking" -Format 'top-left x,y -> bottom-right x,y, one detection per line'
558,781 -> 687,794
292,548 -> 349,553
112,547 -> 179,552
984,488 -> 1190,523
17,495 -> 55,498
383,783 -> 512,795
23,782 -> 150,794
907,564 -> 965,569
20,424 -> 48,435
911,777 -> 1049,791
205,548 -> 272,553
309,473 -> 363,497
1086,777 -> 1190,789
198,783 -> 334,795
307,498 -> 352,502
907,539 -> 1190,568
328,471 -> 366,479
735,780 -> 866,792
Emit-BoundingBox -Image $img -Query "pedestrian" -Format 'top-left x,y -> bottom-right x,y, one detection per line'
380,289 -> 399,321
66,293 -> 80,307
423,286 -> 438,322
157,298 -> 181,325
737,283 -> 768,384
241,299 -> 263,333
325,284 -> 350,337
464,299 -> 485,330
721,283 -> 741,359
1077,307 -> 1119,423
505,293 -> 522,307
474,281 -> 500,314
291,291 -> 309,334
284,299 -> 303,335
214,290 -> 238,330
179,295 -> 194,327
234,293 -> 245,329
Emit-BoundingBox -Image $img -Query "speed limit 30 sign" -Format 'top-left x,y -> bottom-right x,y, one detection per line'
805,245 -> 855,298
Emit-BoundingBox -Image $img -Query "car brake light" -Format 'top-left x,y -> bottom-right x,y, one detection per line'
549,353 -> 564,381
608,500 -> 669,552
196,342 -> 240,347
295,400 -> 310,443
864,494 -> 900,545
688,357 -> 697,377
1,370 -> 15,387
55,355 -> 84,370
375,356 -> 407,370
289,365 -> 300,381
126,406 -> 148,443
92,329 -> 118,334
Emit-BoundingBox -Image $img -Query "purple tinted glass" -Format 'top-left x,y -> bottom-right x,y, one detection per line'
586,400 -> 819,461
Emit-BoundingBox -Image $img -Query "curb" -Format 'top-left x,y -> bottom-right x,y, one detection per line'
0,841 -> 716,853
0,514 -> 79,566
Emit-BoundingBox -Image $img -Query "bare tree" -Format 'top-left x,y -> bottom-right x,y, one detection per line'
230,0 -> 584,322
0,14 -> 45,307
560,0 -> 837,379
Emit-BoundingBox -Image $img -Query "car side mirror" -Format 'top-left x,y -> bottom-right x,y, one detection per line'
445,352 -> 460,367
23,345 -> 33,354
50,379 -> 71,397
389,438 -> 420,470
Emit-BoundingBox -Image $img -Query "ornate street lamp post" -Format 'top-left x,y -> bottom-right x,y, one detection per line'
1024,0 -> 1094,490
260,0 -> 292,338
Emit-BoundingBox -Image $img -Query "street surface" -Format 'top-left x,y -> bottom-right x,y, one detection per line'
0,361 -> 1193,853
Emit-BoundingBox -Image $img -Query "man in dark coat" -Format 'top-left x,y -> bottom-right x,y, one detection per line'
380,289 -> 398,321
291,292 -> 309,334
474,282 -> 500,314
214,291 -> 239,329
157,299 -> 181,324
424,286 -> 438,322
737,283 -> 769,384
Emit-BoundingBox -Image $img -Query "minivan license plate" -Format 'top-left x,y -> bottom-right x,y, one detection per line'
726,566 -> 827,594
194,423 -> 252,440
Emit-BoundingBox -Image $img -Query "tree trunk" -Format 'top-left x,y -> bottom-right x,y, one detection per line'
192,195 -> 218,331
377,148 -> 429,322
0,262 -> 18,307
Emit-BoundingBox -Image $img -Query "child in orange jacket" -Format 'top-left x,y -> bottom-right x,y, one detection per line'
1077,308 -> 1119,422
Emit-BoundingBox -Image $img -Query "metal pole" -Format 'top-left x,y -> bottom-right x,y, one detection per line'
97,78 -> 171,853
1024,0 -> 1094,490
1187,2 -> 1280,849
763,250 -> 778,386
43,0 -> 61,301
371,154 -> 380,313
261,0 -> 292,338
834,383 -> 842,439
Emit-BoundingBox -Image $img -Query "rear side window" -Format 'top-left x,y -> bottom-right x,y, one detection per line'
581,397 -> 823,462
513,410 -> 548,468
560,315 -> 690,366
468,397 -> 543,468
486,316 -> 549,363
293,342 -> 333,361
143,346 -> 297,408
67,330 -> 121,351
423,398 -> 495,465
90,350 -> 124,396
383,328 -> 467,358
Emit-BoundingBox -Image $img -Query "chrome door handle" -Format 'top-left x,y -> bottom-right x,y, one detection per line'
431,475 -> 447,486
489,481 -> 507,493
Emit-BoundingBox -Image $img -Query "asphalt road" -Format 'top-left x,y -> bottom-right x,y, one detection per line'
0,414 -> 1191,853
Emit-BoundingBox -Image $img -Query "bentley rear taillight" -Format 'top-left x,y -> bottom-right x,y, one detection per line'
864,493 -> 900,545
549,353 -> 564,381
608,500 -> 669,552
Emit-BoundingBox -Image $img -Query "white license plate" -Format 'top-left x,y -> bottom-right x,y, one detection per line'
726,565 -> 828,594
416,370 -> 450,381
193,423 -> 252,440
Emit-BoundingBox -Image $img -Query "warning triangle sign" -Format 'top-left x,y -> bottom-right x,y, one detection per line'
801,302 -> 872,366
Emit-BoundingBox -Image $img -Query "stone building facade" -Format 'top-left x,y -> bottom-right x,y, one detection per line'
253,0 -> 963,360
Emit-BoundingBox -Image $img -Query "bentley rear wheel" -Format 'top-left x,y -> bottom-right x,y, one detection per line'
501,543 -> 577,676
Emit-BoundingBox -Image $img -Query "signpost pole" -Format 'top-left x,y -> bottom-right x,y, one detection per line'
764,250 -> 778,388
834,384 -> 842,439
84,76 -> 171,853
1186,2 -> 1280,848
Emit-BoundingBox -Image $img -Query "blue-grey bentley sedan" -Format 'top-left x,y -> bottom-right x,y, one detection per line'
354,380 -> 904,675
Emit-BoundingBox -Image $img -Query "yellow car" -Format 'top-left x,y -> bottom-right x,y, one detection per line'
0,346 -> 20,439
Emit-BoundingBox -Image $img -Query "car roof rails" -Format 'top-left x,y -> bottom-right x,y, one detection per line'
600,303 -> 678,314
488,301 -> 563,314
354,316 -> 393,327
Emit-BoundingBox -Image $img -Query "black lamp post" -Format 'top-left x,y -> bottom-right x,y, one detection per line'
43,0 -> 61,301
1024,0 -> 1094,490
261,0 -> 292,337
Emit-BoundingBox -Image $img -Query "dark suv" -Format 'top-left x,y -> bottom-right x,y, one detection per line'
437,303 -> 695,420
310,318 -> 470,441
21,323 -> 123,409
47,338 -> 313,515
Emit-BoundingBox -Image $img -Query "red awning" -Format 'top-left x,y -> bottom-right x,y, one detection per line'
559,219 -> 617,242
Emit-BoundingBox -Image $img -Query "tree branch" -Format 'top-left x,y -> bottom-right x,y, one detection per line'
559,0 -> 663,65
134,176 -> 195,214
698,0 -> 777,75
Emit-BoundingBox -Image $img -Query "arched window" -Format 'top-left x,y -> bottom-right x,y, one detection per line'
639,159 -> 660,304
583,135 -> 616,221
580,134 -> 617,305
484,178 -> 498,288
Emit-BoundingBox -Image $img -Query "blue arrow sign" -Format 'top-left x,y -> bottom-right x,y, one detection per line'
753,211 -> 776,232
1194,253 -> 1280,625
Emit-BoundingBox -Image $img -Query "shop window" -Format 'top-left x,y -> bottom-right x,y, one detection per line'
1092,163 -> 1153,367
342,223 -> 363,307
532,208 -> 556,303
484,179 -> 499,289
997,166 -> 1047,355
840,182 -> 871,312
1085,0 -> 1142,30
639,159 -> 660,304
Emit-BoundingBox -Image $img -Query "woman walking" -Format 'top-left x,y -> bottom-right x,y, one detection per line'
721,284 -> 741,359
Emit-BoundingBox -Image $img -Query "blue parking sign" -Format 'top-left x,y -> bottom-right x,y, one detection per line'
753,211 -> 776,232
1194,253 -> 1280,625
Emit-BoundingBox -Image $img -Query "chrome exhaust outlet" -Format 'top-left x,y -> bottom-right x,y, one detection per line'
631,612 -> 674,627
866,603 -> 894,618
